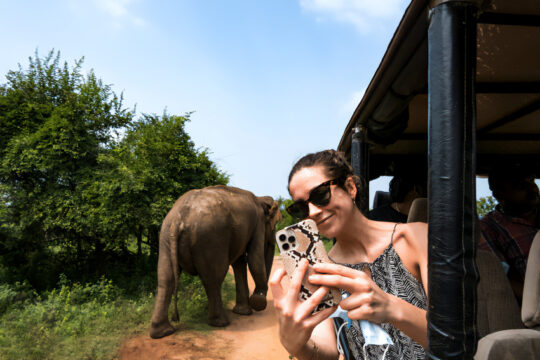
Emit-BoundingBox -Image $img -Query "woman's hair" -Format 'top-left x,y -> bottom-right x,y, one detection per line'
288,149 -> 367,213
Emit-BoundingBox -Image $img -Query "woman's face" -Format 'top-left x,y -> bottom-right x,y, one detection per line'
289,165 -> 356,238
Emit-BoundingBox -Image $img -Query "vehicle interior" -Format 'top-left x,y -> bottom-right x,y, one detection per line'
336,0 -> 540,358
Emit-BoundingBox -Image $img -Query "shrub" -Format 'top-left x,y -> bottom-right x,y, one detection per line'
0,281 -> 37,314
0,275 -> 152,359
55,274 -> 122,305
0,270 -> 235,359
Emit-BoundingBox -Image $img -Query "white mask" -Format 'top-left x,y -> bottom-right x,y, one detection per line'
331,292 -> 393,359
360,320 -> 393,346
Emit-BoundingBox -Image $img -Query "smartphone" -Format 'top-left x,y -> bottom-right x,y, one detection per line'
275,219 -> 341,312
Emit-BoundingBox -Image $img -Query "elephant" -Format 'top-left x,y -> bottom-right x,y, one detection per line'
149,185 -> 282,339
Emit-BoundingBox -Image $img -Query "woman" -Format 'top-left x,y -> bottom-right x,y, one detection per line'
270,150 -> 428,359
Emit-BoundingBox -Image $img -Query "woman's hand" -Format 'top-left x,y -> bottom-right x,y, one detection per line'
309,263 -> 397,324
269,258 -> 337,357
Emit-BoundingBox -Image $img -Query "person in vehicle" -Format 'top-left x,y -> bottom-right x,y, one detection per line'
270,150 -> 428,359
367,165 -> 427,223
479,162 -> 540,305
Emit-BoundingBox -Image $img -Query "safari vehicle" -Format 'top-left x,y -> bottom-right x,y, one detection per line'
336,0 -> 540,358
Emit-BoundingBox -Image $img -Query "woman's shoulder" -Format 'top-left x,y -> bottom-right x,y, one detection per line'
395,222 -> 428,259
399,222 -> 427,241
393,222 -> 428,286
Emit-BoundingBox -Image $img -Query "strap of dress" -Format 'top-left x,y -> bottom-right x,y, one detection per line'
390,223 -> 400,244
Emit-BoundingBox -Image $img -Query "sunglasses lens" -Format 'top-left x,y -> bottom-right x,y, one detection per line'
286,180 -> 336,219
286,202 -> 309,219
309,183 -> 332,206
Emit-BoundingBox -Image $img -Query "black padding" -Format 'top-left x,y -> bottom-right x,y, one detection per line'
427,2 -> 480,359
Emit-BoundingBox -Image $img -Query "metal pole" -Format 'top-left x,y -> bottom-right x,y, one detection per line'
427,2 -> 479,359
351,126 -> 369,213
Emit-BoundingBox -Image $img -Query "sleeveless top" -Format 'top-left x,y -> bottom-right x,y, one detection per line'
336,225 -> 427,359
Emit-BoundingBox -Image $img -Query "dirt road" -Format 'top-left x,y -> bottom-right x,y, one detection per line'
118,257 -> 290,360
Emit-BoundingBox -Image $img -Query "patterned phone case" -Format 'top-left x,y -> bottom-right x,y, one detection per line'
275,219 -> 341,312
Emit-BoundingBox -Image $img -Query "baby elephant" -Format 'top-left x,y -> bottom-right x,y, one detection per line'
150,185 -> 282,339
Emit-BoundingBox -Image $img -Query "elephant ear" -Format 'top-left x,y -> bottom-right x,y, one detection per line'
258,196 -> 280,222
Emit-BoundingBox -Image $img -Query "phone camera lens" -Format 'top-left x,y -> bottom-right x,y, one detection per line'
288,236 -> 295,243
279,234 -> 286,242
282,243 -> 290,250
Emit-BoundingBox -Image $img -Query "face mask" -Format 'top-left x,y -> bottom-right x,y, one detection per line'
359,320 -> 393,346
330,292 -> 393,359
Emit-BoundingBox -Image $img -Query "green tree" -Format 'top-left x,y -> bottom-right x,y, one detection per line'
477,196 -> 497,218
275,196 -> 295,230
0,50 -> 228,289
93,113 -> 229,255
0,50 -> 133,287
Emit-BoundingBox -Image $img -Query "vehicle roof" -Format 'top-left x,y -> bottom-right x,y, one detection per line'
337,0 -> 540,180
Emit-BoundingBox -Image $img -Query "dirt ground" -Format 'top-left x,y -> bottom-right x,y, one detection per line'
118,258 -> 290,360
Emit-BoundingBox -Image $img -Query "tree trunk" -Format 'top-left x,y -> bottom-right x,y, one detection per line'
137,225 -> 143,257
93,237 -> 105,273
148,225 -> 160,257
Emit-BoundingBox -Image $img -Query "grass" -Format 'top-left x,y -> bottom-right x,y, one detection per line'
0,271 -> 236,359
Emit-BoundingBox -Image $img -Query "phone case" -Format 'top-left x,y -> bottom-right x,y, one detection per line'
275,219 -> 341,312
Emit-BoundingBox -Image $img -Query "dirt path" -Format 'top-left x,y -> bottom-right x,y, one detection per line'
118,257 -> 290,360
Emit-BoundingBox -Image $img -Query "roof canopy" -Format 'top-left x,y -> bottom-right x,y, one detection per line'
338,0 -> 540,179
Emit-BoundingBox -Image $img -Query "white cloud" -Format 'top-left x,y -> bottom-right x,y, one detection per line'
299,0 -> 406,33
95,0 -> 146,27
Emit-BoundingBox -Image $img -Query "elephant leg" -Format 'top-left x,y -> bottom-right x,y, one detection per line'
198,264 -> 230,327
231,254 -> 252,315
150,248 -> 177,339
247,238 -> 269,311
264,241 -> 275,283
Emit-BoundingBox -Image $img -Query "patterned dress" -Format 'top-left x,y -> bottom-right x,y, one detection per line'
337,233 -> 427,359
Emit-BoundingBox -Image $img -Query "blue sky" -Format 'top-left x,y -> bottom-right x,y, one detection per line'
0,0 -> 498,204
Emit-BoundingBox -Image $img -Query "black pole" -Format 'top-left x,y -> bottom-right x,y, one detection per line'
427,2 -> 479,359
351,126 -> 369,213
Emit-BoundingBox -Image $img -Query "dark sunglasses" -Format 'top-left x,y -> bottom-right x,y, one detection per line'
286,178 -> 340,219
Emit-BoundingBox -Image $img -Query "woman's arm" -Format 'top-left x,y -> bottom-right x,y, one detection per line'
386,294 -> 427,347
269,259 -> 339,360
309,262 -> 428,348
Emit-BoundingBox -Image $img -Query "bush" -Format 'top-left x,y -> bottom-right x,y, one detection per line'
55,274 -> 122,305
0,275 -> 153,360
0,281 -> 37,315
0,269 -> 236,359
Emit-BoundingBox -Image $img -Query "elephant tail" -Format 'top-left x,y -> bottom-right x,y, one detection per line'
170,221 -> 182,322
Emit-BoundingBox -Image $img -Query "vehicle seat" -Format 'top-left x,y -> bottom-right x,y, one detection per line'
407,197 -> 428,223
474,230 -> 540,359
476,249 -> 523,338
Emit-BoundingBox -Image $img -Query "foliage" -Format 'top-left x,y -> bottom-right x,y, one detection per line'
0,49 -> 231,358
0,50 -> 228,289
477,196 -> 497,218
0,281 -> 37,315
275,196 -> 295,231
0,50 -> 133,288
0,276 -> 153,359
0,268 -> 236,360
93,113 -> 229,253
